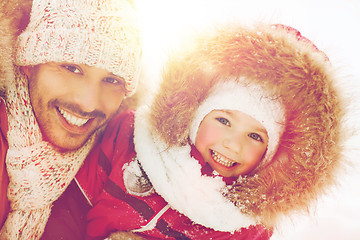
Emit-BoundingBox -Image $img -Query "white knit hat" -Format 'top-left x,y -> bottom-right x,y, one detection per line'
189,79 -> 286,170
15,0 -> 141,96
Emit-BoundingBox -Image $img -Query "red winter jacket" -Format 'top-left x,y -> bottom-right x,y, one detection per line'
86,110 -> 272,240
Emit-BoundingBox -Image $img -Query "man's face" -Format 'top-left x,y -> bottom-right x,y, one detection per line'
24,62 -> 127,151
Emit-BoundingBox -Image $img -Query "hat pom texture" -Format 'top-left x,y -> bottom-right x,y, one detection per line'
16,0 -> 141,96
149,24 -> 345,227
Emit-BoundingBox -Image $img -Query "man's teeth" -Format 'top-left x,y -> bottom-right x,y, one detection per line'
58,108 -> 89,127
211,150 -> 236,167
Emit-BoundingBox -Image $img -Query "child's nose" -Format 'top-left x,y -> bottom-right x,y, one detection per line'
223,134 -> 243,153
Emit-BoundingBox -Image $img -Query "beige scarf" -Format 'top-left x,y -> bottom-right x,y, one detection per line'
0,68 -> 95,239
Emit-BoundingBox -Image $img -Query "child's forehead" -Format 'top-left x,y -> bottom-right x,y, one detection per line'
210,109 -> 249,117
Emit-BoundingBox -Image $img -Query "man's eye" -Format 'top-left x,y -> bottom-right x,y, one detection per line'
248,133 -> 263,142
62,65 -> 81,74
103,77 -> 124,85
216,117 -> 230,126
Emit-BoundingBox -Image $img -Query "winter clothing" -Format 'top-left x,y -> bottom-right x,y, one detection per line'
87,23 -> 345,239
2,67 -> 96,239
0,0 -> 141,239
40,180 -> 92,240
136,23 -> 345,230
16,0 -> 141,96
0,105 -> 134,239
86,110 -> 272,240
42,111 -> 140,240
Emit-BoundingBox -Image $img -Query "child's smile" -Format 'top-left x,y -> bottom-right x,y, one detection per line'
210,150 -> 237,168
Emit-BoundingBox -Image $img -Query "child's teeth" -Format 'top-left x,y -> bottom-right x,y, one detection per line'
211,150 -> 236,167
59,108 -> 89,127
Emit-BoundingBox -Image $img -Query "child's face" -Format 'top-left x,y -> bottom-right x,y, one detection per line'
195,110 -> 269,178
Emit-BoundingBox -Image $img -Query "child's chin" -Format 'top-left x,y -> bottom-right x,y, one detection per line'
213,167 -> 237,178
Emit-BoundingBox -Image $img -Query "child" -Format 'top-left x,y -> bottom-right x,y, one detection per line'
85,23 -> 345,239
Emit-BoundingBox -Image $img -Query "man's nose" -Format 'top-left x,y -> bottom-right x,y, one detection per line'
73,82 -> 100,113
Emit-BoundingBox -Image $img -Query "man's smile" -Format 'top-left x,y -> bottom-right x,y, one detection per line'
58,107 -> 91,127
55,106 -> 95,134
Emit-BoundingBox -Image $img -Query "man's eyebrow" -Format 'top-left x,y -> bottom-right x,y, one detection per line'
109,73 -> 124,80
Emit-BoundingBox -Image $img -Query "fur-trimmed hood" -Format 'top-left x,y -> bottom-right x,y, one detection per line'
134,23 -> 345,230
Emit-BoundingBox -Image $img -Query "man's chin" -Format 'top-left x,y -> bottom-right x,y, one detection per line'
41,120 -> 105,152
45,135 -> 92,153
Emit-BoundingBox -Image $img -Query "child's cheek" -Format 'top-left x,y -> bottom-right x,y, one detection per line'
244,145 -> 266,168
197,121 -> 223,146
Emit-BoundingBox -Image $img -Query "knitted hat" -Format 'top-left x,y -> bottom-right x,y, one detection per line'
15,0 -> 141,96
189,79 -> 285,170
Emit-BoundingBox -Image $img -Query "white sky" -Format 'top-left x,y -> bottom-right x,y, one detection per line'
134,0 -> 360,239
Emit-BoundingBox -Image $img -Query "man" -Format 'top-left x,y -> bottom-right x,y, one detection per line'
0,0 -> 141,239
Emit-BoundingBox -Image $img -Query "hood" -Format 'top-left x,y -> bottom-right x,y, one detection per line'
135,24 -> 346,228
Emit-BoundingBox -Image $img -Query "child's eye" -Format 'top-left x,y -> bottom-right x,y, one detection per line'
248,133 -> 263,142
62,64 -> 82,74
216,117 -> 230,126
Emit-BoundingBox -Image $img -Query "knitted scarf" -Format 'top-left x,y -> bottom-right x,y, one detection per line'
0,67 -> 96,239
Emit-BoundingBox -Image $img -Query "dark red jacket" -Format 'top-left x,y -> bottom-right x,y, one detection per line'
86,110 -> 272,240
